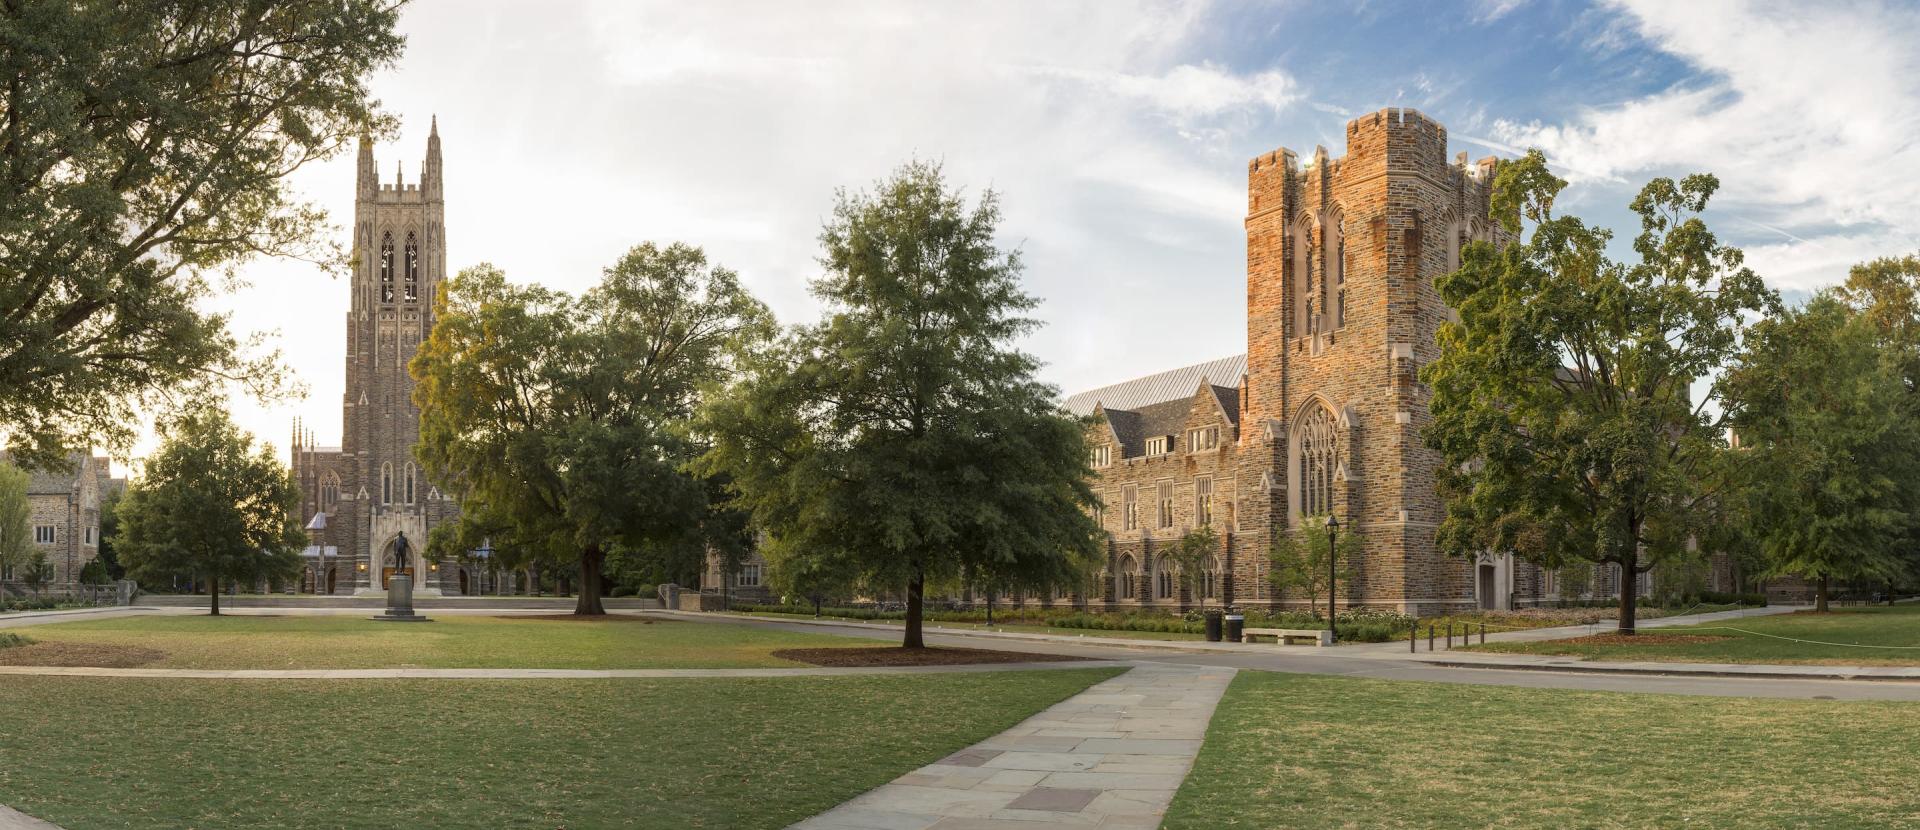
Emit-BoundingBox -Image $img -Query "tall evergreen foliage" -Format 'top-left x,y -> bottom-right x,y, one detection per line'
700,162 -> 1104,648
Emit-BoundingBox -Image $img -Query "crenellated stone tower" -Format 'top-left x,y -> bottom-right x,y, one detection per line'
1065,108 -> 1528,615
291,119 -> 463,595
1239,108 -> 1506,613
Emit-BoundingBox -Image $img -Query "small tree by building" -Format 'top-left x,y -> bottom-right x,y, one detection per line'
1269,516 -> 1361,621
23,552 -> 52,597
0,462 -> 30,583
1167,525 -> 1222,610
116,408 -> 304,615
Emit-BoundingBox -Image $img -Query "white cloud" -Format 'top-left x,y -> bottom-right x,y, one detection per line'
1490,0 -> 1920,289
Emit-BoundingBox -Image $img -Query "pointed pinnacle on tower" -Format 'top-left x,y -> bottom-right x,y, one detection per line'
356,133 -> 376,199
424,114 -> 443,198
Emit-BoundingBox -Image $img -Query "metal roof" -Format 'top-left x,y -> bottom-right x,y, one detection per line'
1062,354 -> 1246,416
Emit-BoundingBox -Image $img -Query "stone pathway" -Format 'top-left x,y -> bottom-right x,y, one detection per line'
0,805 -> 62,829
793,663 -> 1236,829
0,660 -> 1125,681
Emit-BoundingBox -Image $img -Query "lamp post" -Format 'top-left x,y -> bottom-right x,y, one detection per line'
1324,514 -> 1340,644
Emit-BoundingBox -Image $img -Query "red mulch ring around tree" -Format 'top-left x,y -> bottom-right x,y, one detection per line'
497,614 -> 656,623
771,647 -> 1092,667
0,640 -> 167,668
1558,633 -> 1734,646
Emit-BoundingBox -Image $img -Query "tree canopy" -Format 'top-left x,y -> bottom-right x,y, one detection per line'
1422,150 -> 1779,633
412,243 -> 774,615
116,407 -> 304,614
1725,293 -> 1916,609
699,161 -> 1104,648
0,0 -> 404,466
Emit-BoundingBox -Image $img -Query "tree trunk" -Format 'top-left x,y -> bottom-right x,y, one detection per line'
1815,573 -> 1829,613
1617,556 -> 1637,636
903,570 -> 925,649
209,575 -> 221,617
574,545 -> 607,616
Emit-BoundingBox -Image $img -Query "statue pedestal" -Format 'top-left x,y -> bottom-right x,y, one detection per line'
371,574 -> 431,622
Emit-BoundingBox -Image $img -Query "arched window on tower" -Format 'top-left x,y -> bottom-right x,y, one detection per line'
381,462 -> 393,505
405,463 -> 416,504
1290,214 -> 1313,337
1334,236 -> 1346,329
403,233 -> 419,301
379,232 -> 395,303
1319,209 -> 1344,332
1298,403 -> 1339,518
321,472 -> 339,511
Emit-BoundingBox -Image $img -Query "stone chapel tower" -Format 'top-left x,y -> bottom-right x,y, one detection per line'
292,120 -> 462,595
1240,108 -> 1504,613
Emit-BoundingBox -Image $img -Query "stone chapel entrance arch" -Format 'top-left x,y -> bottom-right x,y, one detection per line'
380,534 -> 418,589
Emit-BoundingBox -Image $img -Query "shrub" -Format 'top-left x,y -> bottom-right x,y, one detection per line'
609,586 -> 634,598
0,632 -> 30,649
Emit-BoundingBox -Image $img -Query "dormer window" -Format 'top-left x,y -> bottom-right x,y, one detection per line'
1091,444 -> 1111,468
1188,426 -> 1219,453
1146,436 -> 1171,456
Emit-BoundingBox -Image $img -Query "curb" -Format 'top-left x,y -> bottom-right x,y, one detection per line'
1414,658 -> 1920,682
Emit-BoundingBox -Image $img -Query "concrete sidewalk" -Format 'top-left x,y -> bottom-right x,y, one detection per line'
0,805 -> 61,830
793,664 -> 1235,829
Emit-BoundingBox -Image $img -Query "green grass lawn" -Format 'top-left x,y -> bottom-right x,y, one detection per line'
731,610 -> 1209,641
8,614 -> 879,669
0,668 -> 1121,829
1164,671 -> 1920,829
1465,604 -> 1920,666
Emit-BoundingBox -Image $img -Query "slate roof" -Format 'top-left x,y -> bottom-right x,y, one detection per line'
1063,355 -> 1247,416
0,452 -> 88,496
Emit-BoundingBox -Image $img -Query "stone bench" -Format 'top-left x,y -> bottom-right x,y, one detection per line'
1243,627 -> 1332,647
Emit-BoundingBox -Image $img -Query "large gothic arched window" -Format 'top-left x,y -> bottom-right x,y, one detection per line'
1298,404 -> 1339,518
379,232 -> 395,303
405,462 -> 416,504
381,462 -> 393,505
403,233 -> 419,301
1290,214 -> 1313,336
1155,555 -> 1175,600
1117,555 -> 1138,599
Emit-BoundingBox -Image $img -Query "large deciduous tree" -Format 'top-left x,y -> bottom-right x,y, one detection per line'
116,407 -> 304,615
0,0 -> 404,466
413,244 -> 774,615
1725,292 -> 1918,611
1422,151 -> 1778,634
699,161 -> 1104,649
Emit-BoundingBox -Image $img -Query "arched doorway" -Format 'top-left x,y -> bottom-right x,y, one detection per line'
1478,564 -> 1496,610
380,536 -> 417,589
325,566 -> 337,595
457,569 -> 469,595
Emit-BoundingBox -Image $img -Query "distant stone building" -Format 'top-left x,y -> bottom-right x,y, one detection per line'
290,122 -> 469,595
3,453 -> 103,584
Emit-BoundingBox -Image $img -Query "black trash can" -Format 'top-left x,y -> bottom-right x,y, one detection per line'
1204,612 -> 1223,642
1224,614 -> 1245,643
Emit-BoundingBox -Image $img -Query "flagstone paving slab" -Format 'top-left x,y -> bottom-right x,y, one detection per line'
792,664 -> 1235,830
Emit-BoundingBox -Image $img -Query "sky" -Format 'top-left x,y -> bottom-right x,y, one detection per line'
177,0 -> 1920,469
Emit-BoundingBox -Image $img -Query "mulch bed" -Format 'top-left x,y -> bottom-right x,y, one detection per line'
0,641 -> 167,668
771,647 -> 1091,667
1558,633 -> 1733,646
498,614 -> 656,623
